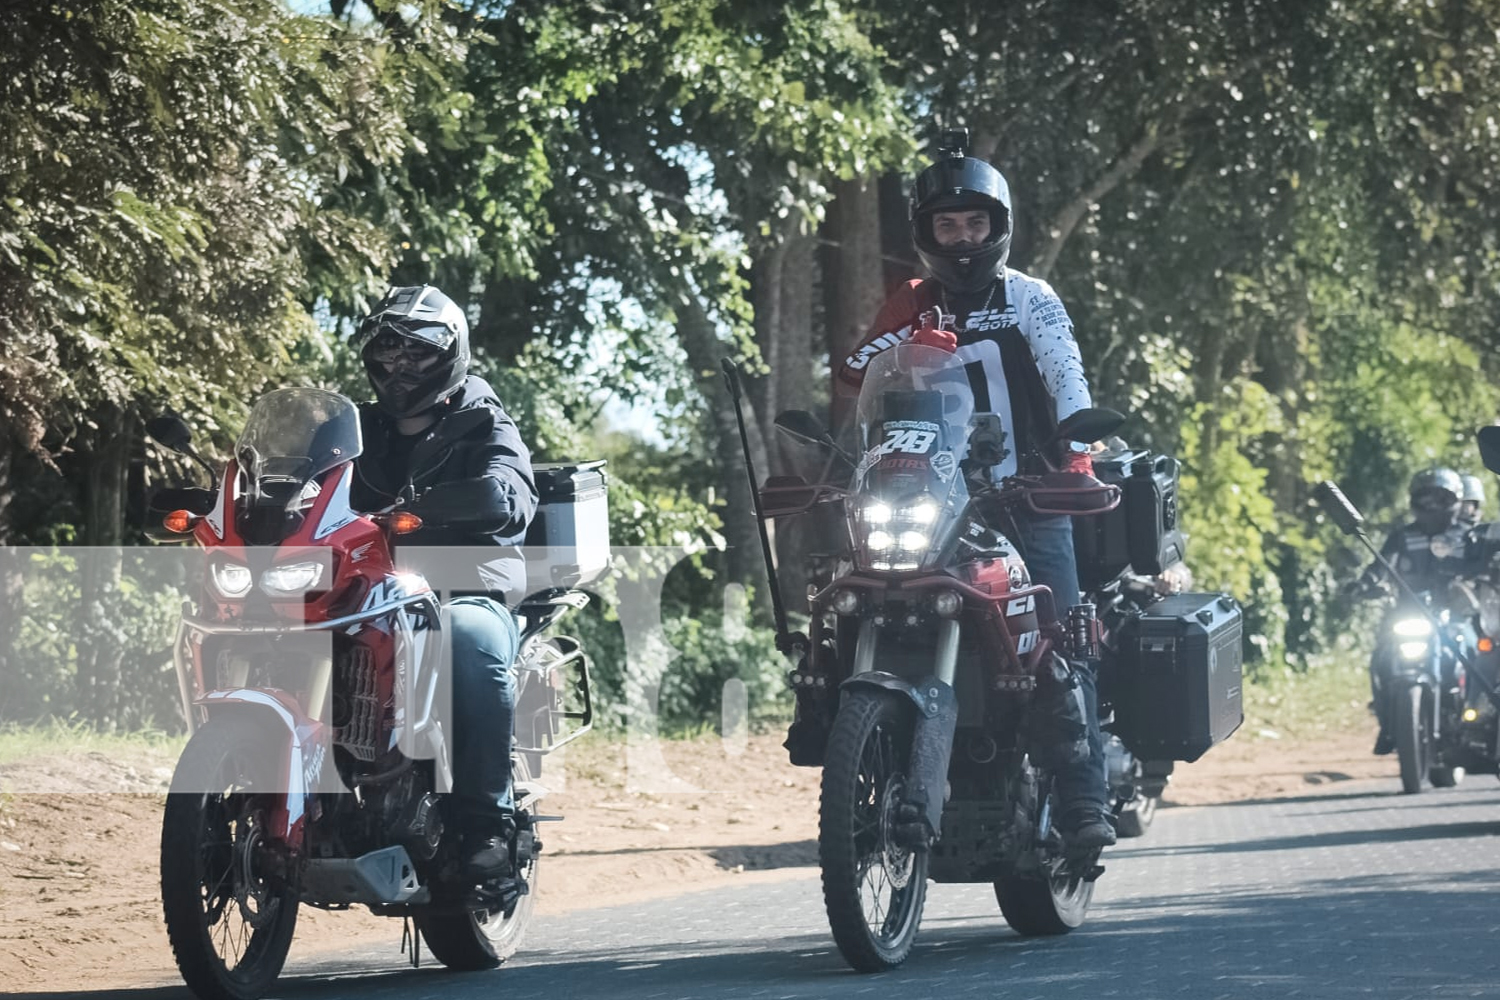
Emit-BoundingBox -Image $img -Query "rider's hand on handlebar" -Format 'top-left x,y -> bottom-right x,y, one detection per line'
910,327 -> 958,353
1060,449 -> 1094,476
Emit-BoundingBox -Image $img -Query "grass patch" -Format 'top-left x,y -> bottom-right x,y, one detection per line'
1242,659 -> 1371,741
0,719 -> 186,766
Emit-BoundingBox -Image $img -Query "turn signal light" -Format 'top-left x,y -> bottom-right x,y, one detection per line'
1479,637 -> 1494,653
163,509 -> 198,533
387,511 -> 423,535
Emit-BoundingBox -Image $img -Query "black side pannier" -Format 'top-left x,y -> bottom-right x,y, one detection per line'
1109,592 -> 1244,762
1074,450 -> 1187,589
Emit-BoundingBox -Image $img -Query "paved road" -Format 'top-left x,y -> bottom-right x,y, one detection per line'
67,774 -> 1500,1000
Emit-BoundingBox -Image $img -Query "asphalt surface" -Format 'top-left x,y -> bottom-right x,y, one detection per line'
62,773 -> 1500,1000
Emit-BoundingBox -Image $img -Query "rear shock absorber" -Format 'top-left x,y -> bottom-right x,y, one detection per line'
1065,602 -> 1100,661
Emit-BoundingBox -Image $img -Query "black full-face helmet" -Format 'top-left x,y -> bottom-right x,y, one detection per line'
1409,466 -> 1463,534
910,135 -> 1013,294
355,285 -> 470,419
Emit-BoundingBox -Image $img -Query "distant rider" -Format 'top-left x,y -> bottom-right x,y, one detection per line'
1345,467 -> 1469,755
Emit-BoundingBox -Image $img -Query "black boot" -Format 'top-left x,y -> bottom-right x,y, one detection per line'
1059,807 -> 1117,849
459,818 -> 515,881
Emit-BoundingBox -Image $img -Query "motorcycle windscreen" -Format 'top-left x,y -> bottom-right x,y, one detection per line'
234,388 -> 364,502
848,344 -> 973,571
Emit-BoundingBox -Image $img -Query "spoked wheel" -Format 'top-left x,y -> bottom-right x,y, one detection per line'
1114,791 -> 1158,839
417,757 -> 541,970
994,786 -> 1095,936
1396,682 -> 1433,794
161,718 -> 299,1000
819,690 -> 928,972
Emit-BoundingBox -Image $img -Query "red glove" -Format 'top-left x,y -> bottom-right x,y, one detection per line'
910,327 -> 957,353
1061,448 -> 1094,476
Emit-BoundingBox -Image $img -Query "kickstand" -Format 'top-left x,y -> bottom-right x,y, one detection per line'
400,915 -> 422,969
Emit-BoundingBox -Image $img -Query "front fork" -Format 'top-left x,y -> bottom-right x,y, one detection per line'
844,619 -> 961,846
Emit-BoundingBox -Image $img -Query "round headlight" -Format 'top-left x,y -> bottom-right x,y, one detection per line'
830,588 -> 861,616
933,590 -> 963,618
863,502 -> 892,524
866,530 -> 894,551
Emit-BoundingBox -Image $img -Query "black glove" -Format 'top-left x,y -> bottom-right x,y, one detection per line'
410,477 -> 515,531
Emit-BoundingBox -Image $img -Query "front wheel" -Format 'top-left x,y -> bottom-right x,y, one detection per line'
1395,682 -> 1433,795
819,690 -> 928,972
160,717 -> 300,1000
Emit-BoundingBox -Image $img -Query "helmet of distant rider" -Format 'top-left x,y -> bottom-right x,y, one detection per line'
355,285 -> 471,419
1460,472 -> 1486,523
1408,467 -> 1463,533
910,131 -> 1013,294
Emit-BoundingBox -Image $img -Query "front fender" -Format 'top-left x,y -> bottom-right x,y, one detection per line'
841,672 -> 957,844
197,689 -> 327,844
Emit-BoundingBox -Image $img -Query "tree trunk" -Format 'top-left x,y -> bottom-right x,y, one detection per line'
824,176 -> 886,391
75,405 -> 135,730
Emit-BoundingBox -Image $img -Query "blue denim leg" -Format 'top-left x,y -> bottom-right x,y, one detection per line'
1014,513 -> 1108,815
446,596 -> 520,827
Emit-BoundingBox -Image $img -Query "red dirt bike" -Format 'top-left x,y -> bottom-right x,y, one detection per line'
725,346 -> 1126,971
147,388 -> 599,1000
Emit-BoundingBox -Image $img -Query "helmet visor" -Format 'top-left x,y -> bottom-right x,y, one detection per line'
355,317 -> 457,353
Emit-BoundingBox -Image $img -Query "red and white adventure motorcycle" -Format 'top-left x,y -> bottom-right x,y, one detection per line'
148,388 -> 600,1000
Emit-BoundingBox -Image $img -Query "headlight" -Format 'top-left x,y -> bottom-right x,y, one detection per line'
863,502 -> 892,525
261,561 -> 326,595
867,530 -> 894,551
1398,640 -> 1430,660
933,590 -> 963,617
830,588 -> 861,616
1392,618 -> 1432,638
898,530 -> 929,552
904,502 -> 938,525
210,561 -> 253,598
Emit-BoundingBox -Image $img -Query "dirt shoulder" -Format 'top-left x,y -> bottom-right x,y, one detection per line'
0,725 -> 1395,993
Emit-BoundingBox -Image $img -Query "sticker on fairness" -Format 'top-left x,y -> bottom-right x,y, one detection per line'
874,420 -> 940,457
930,451 -> 956,482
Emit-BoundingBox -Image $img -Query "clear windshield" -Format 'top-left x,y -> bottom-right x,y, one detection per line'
848,344 -> 977,571
234,388 -> 362,490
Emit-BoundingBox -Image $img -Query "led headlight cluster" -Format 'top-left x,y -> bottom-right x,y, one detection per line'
860,499 -> 939,572
1392,617 -> 1432,660
210,559 -> 326,599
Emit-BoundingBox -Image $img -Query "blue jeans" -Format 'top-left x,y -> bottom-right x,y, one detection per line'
1013,513 -> 1109,815
446,596 -> 520,829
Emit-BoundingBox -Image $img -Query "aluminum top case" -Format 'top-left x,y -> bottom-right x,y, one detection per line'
1108,591 -> 1244,762
524,460 -> 610,590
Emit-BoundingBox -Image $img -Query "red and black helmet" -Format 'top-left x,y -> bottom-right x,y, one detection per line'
910,132 -> 1013,294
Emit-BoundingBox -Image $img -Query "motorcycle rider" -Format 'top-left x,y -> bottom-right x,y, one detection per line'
1346,467 -> 1469,754
833,132 -> 1114,849
1459,473 -> 1486,528
349,284 -> 538,882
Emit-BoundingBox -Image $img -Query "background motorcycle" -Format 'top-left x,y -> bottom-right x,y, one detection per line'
1317,480 -> 1489,794
146,388 -> 600,1000
726,349 -> 1125,972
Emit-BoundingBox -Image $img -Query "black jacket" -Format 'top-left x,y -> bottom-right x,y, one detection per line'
351,375 -> 537,598
1356,520 -> 1470,599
